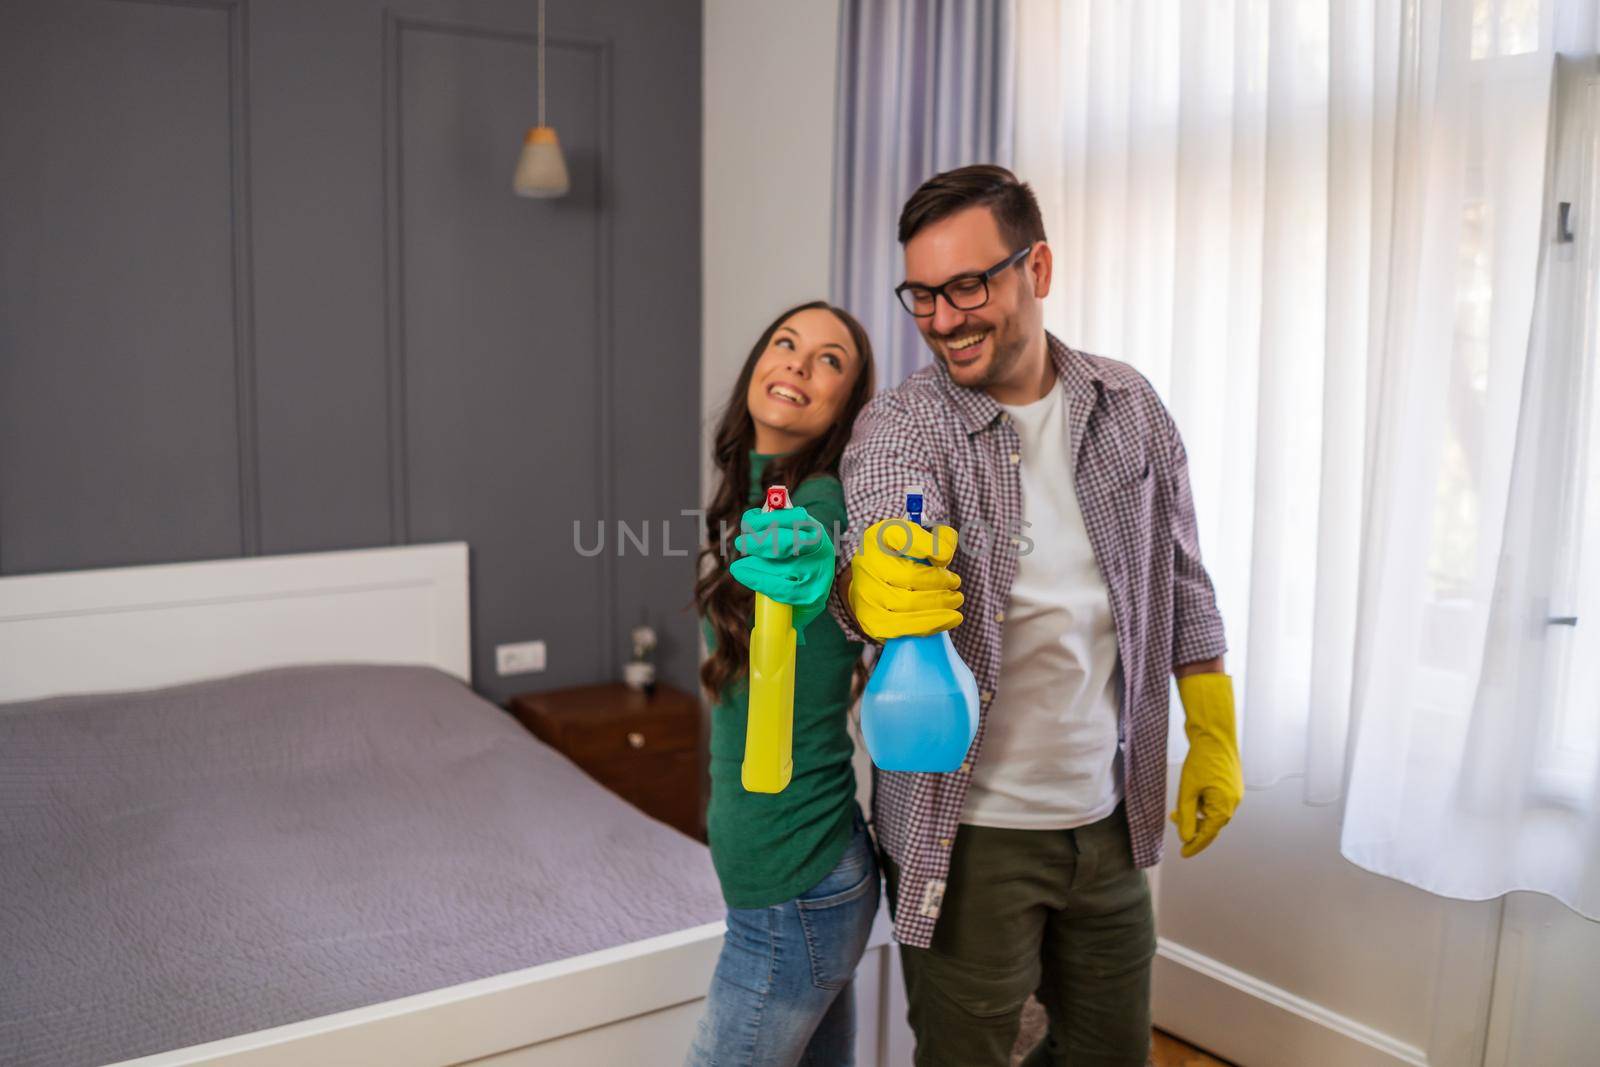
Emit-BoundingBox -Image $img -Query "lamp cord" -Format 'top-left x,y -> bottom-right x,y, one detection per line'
538,0 -> 546,129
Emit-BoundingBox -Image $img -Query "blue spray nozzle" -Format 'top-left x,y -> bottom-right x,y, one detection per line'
905,486 -> 925,528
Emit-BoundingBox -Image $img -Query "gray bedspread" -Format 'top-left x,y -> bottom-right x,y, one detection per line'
0,665 -> 723,1067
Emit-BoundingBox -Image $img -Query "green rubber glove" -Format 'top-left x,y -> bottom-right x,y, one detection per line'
1169,672 -> 1244,857
730,505 -> 836,639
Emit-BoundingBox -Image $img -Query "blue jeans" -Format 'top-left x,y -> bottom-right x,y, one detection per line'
687,811 -> 880,1067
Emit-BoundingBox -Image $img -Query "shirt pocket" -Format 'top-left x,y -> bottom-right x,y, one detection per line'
1100,455 -> 1159,599
1116,454 -> 1158,534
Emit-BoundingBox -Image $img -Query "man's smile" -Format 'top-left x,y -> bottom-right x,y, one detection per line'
942,329 -> 991,365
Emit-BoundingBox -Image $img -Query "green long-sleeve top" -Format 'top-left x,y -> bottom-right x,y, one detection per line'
703,452 -> 863,908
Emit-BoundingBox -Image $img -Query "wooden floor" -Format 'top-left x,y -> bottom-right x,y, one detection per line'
1010,997 -> 1234,1065
1151,1028 -> 1234,1066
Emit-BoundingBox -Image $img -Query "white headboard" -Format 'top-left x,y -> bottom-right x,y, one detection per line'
0,542 -> 471,703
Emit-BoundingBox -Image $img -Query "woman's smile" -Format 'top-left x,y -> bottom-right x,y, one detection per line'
765,381 -> 811,406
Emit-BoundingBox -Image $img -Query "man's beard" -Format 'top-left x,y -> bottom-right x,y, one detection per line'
933,321 -> 1025,389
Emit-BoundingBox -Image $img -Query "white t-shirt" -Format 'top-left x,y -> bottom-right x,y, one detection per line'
960,380 -> 1124,830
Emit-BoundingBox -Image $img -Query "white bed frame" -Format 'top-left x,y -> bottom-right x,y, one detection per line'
0,543 -> 912,1067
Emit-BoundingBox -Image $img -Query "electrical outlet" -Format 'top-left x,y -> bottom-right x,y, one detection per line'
496,640 -> 546,676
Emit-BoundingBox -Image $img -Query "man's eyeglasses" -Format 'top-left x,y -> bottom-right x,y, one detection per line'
895,245 -> 1033,317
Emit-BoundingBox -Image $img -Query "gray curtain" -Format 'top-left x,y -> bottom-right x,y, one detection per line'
831,0 -> 1016,385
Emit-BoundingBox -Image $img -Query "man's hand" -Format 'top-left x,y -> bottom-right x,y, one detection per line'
730,505 -> 835,634
1170,672 -> 1243,857
848,519 -> 964,641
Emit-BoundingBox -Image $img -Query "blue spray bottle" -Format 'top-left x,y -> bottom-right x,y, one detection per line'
859,487 -> 981,772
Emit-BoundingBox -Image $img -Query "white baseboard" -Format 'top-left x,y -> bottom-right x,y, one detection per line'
1153,938 -> 1429,1067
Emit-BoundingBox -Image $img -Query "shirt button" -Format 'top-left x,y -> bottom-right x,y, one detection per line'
1009,452 -> 1021,464
959,761 -> 970,773
980,690 -> 994,703
994,611 -> 1006,623
938,838 -> 952,849
1000,413 -> 1011,424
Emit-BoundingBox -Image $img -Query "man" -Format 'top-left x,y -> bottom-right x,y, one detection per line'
833,165 -> 1243,1065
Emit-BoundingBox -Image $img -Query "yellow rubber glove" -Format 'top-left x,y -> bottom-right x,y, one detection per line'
1170,672 -> 1244,858
847,518 -> 964,641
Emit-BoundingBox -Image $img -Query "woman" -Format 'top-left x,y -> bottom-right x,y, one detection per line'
688,301 -> 878,1066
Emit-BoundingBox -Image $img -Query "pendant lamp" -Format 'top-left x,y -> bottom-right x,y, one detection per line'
513,0 -> 570,198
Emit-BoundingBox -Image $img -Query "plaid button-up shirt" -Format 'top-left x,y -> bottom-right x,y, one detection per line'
832,333 -> 1227,949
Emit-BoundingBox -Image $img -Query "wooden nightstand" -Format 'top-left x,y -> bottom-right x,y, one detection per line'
508,683 -> 705,841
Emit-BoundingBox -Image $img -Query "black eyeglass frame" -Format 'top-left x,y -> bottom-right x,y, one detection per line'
894,245 -> 1034,317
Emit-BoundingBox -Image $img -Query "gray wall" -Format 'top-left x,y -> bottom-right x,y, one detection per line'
0,0 -> 703,702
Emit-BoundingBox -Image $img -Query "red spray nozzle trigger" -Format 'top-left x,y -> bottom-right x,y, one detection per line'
763,485 -> 791,512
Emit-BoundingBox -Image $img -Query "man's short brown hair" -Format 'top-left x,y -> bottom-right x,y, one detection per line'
897,164 -> 1046,250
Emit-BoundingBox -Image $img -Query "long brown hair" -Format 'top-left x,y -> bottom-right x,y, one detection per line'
695,301 -> 877,698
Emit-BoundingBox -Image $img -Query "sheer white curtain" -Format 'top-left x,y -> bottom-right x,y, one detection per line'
1015,0 -> 1600,914
1343,17 -> 1599,913
1016,0 -> 1408,800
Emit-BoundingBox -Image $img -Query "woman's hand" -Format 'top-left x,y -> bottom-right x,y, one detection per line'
730,505 -> 836,635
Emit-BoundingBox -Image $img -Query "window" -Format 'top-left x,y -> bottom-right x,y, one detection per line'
1536,75 -> 1600,804
1421,0 -> 1552,682
1473,0 -> 1543,59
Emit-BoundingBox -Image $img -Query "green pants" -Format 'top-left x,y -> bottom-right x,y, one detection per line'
884,805 -> 1155,1067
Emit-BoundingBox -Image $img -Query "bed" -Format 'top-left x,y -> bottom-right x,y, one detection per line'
0,543 -> 912,1067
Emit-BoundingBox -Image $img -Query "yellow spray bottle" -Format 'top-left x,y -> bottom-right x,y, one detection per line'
742,484 -> 796,794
